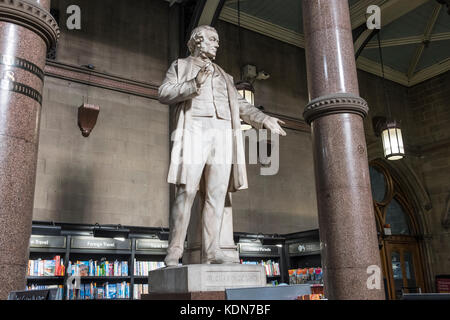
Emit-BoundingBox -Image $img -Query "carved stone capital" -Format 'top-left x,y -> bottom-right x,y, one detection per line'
0,0 -> 60,48
303,93 -> 369,125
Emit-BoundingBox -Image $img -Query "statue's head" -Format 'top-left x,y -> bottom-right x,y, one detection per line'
188,25 -> 219,60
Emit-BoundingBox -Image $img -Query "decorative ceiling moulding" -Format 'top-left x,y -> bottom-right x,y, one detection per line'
44,60 -> 159,100
365,32 -> 450,49
219,6 -> 305,49
410,58 -> 450,86
356,56 -> 410,86
0,0 -> 60,49
407,3 -> 442,79
303,93 -> 369,125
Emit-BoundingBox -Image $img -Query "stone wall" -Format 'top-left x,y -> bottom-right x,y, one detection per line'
406,72 -> 450,276
359,68 -> 450,282
33,0 -> 171,228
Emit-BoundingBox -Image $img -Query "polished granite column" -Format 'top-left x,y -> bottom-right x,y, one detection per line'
302,0 -> 384,300
0,0 -> 59,299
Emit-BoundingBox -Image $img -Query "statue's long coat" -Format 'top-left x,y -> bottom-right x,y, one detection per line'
159,56 -> 268,192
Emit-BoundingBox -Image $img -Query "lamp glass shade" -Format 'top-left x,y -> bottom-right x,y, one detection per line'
381,124 -> 404,160
236,82 -> 255,131
238,88 -> 254,105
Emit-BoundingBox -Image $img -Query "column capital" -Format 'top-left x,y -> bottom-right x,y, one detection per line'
303,93 -> 369,125
0,0 -> 60,48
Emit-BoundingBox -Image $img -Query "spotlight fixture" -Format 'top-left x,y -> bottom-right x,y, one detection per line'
157,227 -> 170,241
32,224 -> 62,236
93,224 -> 130,240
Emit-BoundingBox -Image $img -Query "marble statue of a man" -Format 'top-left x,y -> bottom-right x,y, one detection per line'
158,25 -> 286,267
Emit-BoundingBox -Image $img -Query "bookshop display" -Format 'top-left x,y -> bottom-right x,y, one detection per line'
26,224 -> 323,299
26,232 -> 167,300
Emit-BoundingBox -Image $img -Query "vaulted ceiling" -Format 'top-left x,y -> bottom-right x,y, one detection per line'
217,0 -> 450,87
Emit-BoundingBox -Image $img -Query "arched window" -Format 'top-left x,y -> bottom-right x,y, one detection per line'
385,198 -> 411,235
369,162 -> 416,236
369,160 -> 426,300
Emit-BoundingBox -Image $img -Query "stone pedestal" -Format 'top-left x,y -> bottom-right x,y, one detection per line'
148,264 -> 266,294
0,0 -> 59,299
302,0 -> 385,300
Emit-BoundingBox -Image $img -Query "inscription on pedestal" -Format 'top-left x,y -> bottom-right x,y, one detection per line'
205,271 -> 259,285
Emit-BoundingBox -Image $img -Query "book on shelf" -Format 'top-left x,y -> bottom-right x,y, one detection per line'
288,267 -> 323,285
133,284 -> 149,300
28,256 -> 65,277
133,260 -> 165,276
66,282 -> 130,300
240,259 -> 280,276
68,260 -> 129,277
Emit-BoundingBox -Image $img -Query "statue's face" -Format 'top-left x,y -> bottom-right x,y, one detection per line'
198,29 -> 219,60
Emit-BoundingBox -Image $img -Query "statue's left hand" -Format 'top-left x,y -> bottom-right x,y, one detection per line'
263,117 -> 287,136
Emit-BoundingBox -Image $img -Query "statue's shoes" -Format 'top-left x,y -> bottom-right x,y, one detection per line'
164,254 -> 180,267
206,251 -> 237,264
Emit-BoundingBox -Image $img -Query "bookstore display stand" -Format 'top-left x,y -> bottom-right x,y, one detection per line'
238,241 -> 286,285
285,230 -> 324,296
27,229 -> 168,300
27,223 -> 326,300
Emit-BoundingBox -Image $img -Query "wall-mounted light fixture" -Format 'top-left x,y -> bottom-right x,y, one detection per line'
78,103 -> 100,137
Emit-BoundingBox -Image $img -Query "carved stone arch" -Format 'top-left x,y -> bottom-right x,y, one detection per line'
368,157 -> 435,293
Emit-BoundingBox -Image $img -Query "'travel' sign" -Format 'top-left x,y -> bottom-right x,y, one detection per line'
71,236 -> 131,250
136,239 -> 168,251
30,235 -> 66,249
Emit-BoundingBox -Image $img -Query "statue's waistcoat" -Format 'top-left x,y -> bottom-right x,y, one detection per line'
190,69 -> 231,120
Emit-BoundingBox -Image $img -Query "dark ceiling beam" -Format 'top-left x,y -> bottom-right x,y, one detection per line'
407,3 -> 442,78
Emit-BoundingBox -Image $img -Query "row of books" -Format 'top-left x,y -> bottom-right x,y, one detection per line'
68,260 -> 129,277
27,256 -> 65,276
66,282 -> 130,300
26,285 -> 64,300
133,284 -> 149,300
240,260 -> 281,276
133,260 -> 165,276
289,267 -> 323,284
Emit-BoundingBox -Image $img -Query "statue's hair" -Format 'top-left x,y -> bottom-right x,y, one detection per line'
187,25 -> 218,54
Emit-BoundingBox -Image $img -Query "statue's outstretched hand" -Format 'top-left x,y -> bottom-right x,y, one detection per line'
263,117 -> 287,136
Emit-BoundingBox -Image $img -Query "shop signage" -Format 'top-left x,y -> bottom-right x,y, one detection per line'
436,277 -> 450,293
239,243 -> 280,255
288,241 -> 320,255
29,235 -> 66,249
136,239 -> 168,251
71,236 -> 131,250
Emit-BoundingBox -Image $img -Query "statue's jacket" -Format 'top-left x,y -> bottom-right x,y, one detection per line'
158,56 -> 269,192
